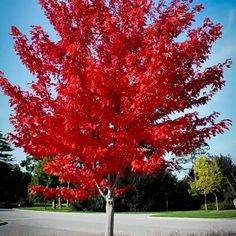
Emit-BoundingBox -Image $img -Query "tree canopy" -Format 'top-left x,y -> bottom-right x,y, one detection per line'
190,155 -> 223,195
0,0 -> 231,201
189,155 -> 224,210
0,0 -> 231,235
214,155 -> 236,198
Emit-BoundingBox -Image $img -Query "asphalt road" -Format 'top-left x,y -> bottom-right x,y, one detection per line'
0,209 -> 236,236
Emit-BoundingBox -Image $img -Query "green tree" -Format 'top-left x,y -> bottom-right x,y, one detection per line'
175,178 -> 202,211
25,157 -> 69,209
0,131 -> 14,163
31,158 -> 58,187
30,158 -> 59,207
214,155 -> 236,199
177,143 -> 209,180
0,162 -> 31,206
20,155 -> 38,173
118,171 -> 177,212
189,155 -> 223,211
0,132 -> 30,207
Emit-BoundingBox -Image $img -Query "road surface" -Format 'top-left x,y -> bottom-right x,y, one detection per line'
0,209 -> 236,236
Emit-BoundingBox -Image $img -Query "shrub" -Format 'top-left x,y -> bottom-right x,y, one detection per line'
200,200 -> 234,210
70,196 -> 105,212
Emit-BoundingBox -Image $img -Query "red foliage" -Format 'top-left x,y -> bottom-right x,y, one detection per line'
0,0 -> 231,200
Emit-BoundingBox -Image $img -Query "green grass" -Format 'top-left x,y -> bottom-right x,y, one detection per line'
18,206 -> 75,212
18,206 -> 104,213
17,207 -> 236,218
150,209 -> 236,218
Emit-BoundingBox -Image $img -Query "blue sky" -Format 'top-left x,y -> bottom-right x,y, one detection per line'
0,0 -> 236,167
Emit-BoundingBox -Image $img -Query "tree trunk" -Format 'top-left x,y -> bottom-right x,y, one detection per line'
204,191 -> 207,211
58,197 -> 62,209
166,199 -> 169,212
191,154 -> 197,181
214,194 -> 219,211
66,182 -> 70,208
105,188 -> 114,236
52,199 -> 56,209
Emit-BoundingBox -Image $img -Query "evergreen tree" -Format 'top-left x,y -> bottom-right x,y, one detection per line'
0,131 -> 14,163
0,161 -> 31,206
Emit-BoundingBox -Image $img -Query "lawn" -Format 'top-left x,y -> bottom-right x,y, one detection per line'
17,207 -> 236,218
18,206 -> 75,212
18,206 -> 104,213
150,209 -> 236,218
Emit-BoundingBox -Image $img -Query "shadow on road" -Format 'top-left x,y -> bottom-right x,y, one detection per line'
0,222 -> 8,226
0,209 -> 13,212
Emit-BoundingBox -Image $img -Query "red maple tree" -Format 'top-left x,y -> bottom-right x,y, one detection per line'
0,0 -> 231,235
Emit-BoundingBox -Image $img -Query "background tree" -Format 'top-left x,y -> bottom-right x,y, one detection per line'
175,177 -> 202,211
29,157 -> 59,208
20,155 -> 38,173
177,143 -> 209,180
117,171 -> 177,212
0,131 -> 14,163
0,162 -> 31,207
0,0 -> 231,235
189,155 -> 223,211
213,155 -> 236,199
0,131 -> 31,207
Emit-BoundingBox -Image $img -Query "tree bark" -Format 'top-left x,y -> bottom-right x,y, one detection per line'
66,182 -> 70,208
105,188 -> 114,236
226,177 -> 236,196
214,194 -> 219,211
204,191 -> 207,211
58,197 -> 62,209
66,200 -> 69,208
52,199 -> 56,209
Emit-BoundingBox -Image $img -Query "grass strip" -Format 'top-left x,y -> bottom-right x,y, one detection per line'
150,210 -> 236,218
17,207 -> 236,218
18,206 -> 75,212
17,206 -> 103,213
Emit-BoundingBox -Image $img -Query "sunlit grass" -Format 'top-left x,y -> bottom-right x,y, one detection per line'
17,206 -> 104,213
150,209 -> 236,218
17,207 -> 236,218
18,206 -> 75,212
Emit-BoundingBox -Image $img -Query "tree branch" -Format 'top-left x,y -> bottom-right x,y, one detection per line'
225,177 -> 236,196
95,181 -> 106,199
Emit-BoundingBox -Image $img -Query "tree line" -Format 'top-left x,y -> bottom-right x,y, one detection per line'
1,130 -> 235,211
0,132 -> 31,207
